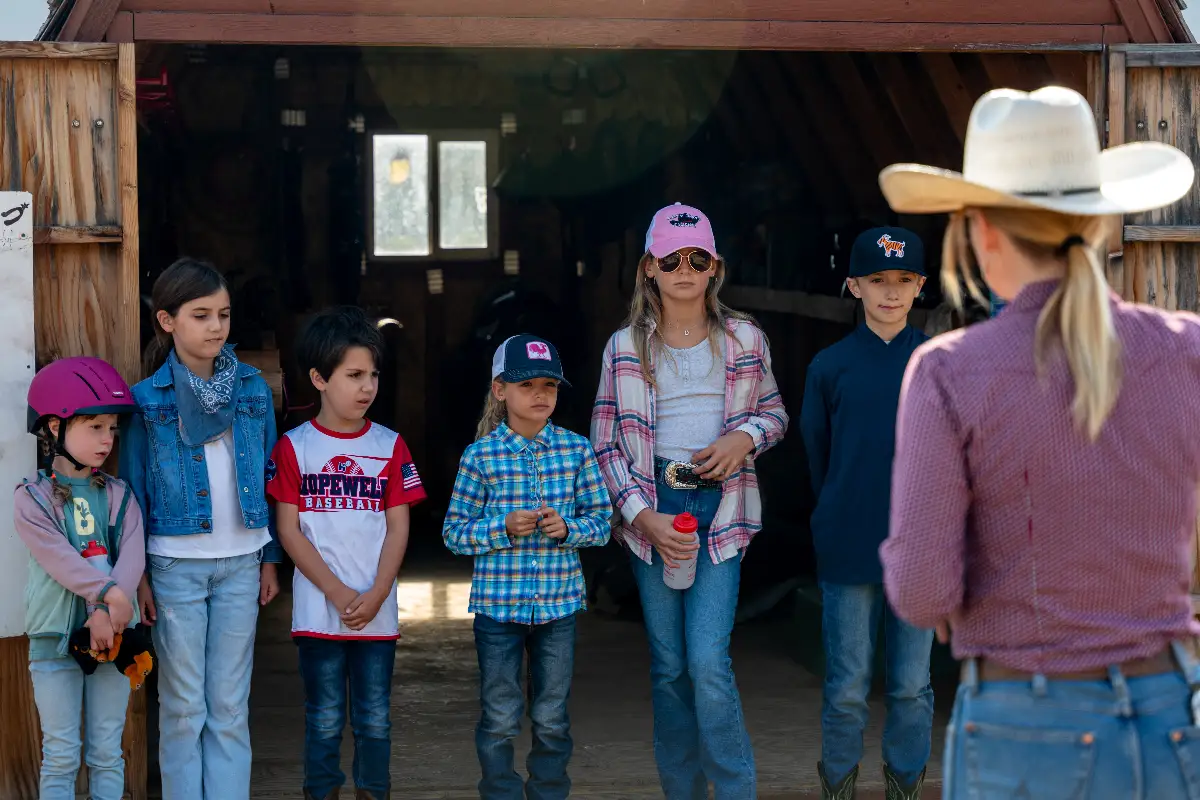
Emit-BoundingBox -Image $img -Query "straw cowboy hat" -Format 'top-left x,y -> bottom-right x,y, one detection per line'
879,86 -> 1194,216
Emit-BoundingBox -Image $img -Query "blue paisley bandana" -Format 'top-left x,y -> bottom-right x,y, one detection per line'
170,345 -> 240,446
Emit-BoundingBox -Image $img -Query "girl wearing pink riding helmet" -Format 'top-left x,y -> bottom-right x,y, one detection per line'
17,356 -> 147,800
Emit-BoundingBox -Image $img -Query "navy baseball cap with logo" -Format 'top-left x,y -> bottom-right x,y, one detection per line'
848,226 -> 926,278
491,334 -> 571,387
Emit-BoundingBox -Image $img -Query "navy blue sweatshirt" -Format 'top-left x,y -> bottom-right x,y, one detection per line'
799,323 -> 929,585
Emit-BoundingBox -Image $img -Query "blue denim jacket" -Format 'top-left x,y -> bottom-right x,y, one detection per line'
119,359 -> 282,562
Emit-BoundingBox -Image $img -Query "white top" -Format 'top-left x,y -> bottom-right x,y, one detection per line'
266,419 -> 426,640
148,430 -> 272,559
654,339 -> 728,463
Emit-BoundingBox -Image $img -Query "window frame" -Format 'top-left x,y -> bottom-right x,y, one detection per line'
367,127 -> 500,263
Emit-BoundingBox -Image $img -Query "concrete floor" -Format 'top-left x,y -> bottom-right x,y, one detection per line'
240,559 -> 953,798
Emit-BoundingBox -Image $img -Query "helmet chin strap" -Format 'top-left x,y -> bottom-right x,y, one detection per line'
52,421 -> 90,473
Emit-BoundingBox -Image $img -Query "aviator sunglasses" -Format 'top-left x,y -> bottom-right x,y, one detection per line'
658,249 -> 714,273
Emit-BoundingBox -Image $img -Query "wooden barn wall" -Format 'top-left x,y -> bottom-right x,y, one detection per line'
134,46 -> 1088,542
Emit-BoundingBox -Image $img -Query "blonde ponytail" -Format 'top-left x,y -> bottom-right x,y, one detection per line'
475,388 -> 508,440
942,208 -> 1121,440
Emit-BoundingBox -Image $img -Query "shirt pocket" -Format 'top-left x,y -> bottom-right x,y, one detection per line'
963,720 -> 1096,799
145,405 -> 186,517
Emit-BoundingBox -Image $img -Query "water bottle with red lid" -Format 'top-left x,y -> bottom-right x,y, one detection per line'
662,512 -> 699,590
80,540 -> 112,576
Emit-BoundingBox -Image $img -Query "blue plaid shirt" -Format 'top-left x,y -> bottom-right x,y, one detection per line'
443,421 -> 613,624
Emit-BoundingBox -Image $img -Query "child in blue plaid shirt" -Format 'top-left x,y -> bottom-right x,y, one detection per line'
443,334 -> 612,800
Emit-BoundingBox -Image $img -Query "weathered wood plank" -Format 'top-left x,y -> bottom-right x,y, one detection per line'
1122,63 -> 1200,314
0,43 -> 118,60
117,0 -> 1121,24
128,14 -> 1111,49
1120,46 -> 1200,68
0,637 -> 40,799
1107,51 -> 1128,259
821,52 -> 913,166
115,43 -> 140,389
32,224 -> 122,244
59,0 -> 96,42
1125,225 -> 1200,242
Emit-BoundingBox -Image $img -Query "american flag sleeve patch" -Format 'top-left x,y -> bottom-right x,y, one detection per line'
401,462 -> 422,490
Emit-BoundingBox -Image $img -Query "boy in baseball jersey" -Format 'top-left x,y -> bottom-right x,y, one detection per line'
268,307 -> 426,800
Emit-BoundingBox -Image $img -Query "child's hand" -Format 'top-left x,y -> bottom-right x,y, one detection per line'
536,506 -> 568,540
505,510 -> 540,537
329,583 -> 359,617
104,585 -> 134,631
86,609 -> 115,653
137,575 -> 157,626
341,585 -> 388,631
259,562 -> 280,606
633,509 -> 699,568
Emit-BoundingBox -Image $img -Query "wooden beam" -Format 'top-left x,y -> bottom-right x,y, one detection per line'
32,225 -> 122,244
821,52 -> 913,167
77,0 -> 125,42
918,54 -> 976,144
118,0 -> 1121,24
724,285 -> 929,328
1124,226 -> 1200,242
58,0 -> 96,42
106,11 -> 135,43
0,42 -> 118,59
0,637 -> 40,799
864,53 -> 962,169
1109,0 -> 1173,43
128,14 -> 1112,49
772,53 -> 883,208
1116,44 -> 1200,67
116,43 -> 141,389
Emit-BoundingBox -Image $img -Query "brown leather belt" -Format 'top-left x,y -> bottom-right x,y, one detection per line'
969,645 -> 1193,683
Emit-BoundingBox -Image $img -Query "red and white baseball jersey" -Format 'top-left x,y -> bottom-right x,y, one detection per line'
267,419 -> 425,640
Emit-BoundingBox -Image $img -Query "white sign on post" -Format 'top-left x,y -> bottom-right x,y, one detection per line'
0,192 -> 37,638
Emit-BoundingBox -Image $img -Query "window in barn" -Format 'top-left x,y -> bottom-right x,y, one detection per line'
370,129 -> 498,261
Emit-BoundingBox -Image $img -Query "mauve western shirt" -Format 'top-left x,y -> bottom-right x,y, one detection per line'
881,280 -> 1200,673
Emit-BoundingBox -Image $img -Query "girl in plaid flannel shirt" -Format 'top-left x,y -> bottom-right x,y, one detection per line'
443,334 -> 612,800
590,204 -> 788,800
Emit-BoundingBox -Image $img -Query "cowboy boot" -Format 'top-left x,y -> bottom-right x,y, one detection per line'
303,789 -> 339,800
883,763 -> 927,800
355,790 -> 389,800
818,762 -> 858,800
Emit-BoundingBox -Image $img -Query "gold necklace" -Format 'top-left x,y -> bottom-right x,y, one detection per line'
666,318 -> 706,337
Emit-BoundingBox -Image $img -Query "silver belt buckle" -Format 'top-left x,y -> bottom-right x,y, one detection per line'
664,461 -> 699,490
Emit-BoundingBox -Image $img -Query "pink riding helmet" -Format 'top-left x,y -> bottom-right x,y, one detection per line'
27,356 -> 137,433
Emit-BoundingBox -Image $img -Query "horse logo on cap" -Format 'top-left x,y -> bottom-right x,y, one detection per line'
526,342 -> 552,361
669,212 -> 700,227
877,234 -> 906,258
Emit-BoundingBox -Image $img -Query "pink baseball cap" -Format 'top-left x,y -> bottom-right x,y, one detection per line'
644,203 -> 717,258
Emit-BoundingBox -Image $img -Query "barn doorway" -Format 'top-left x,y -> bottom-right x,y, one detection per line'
130,43 -> 1087,795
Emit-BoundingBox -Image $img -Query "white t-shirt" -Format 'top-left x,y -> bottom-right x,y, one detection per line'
147,430 -> 273,559
654,340 -> 726,463
267,419 -> 426,640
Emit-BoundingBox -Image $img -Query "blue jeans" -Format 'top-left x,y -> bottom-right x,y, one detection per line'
629,482 -> 755,800
944,648 -> 1200,799
29,658 -> 131,800
295,637 -> 396,797
474,612 -> 577,800
148,551 -> 261,800
819,582 -> 934,787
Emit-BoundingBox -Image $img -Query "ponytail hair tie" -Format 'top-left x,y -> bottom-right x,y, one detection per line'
1056,235 -> 1086,257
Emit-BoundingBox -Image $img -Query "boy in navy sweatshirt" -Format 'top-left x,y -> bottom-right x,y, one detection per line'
800,227 -> 934,800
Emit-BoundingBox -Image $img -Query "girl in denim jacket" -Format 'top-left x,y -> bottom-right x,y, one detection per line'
119,258 -> 281,800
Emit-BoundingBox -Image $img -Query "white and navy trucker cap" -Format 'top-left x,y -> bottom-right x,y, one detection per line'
490,334 -> 570,387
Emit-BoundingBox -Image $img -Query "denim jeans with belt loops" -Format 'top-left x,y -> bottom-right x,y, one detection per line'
628,479 -> 755,800
943,640 -> 1200,799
